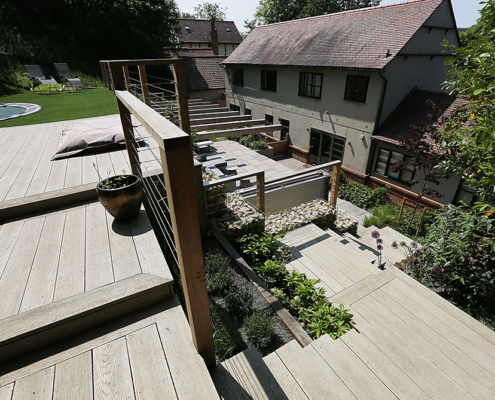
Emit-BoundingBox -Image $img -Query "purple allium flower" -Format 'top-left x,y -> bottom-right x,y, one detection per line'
411,242 -> 418,249
377,238 -> 383,244
415,249 -> 422,255
371,230 -> 380,239
391,241 -> 398,249
434,266 -> 443,274
399,241 -> 406,247
377,245 -> 383,251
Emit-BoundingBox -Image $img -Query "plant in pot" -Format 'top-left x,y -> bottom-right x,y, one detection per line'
95,166 -> 143,221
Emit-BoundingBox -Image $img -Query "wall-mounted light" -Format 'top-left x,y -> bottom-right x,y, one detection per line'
324,111 -> 329,114
360,134 -> 365,139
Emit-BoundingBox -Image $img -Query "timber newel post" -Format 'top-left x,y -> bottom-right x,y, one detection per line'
159,136 -> 215,367
116,98 -> 139,176
138,65 -> 151,106
256,171 -> 265,212
172,59 -> 191,134
123,66 -> 131,91
330,163 -> 341,206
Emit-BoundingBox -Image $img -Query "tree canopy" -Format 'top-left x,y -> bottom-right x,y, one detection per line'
194,2 -> 227,20
244,0 -> 381,31
439,0 -> 495,205
0,0 -> 181,75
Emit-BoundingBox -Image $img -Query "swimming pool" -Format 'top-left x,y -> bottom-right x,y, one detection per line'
0,103 -> 42,121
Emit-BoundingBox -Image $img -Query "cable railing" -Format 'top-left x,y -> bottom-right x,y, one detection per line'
104,58 -> 213,367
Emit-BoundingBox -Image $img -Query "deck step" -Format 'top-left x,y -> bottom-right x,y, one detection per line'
212,346 -> 287,400
0,273 -> 174,364
275,340 -> 356,399
312,333 -> 396,399
263,351 -> 309,399
0,297 -> 218,399
340,329 -> 430,399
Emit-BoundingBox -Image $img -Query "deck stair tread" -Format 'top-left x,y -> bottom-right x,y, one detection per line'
212,346 -> 288,400
350,301 -> 477,399
311,333 -> 396,399
275,340 -> 356,399
263,351 -> 309,400
0,297 -> 218,400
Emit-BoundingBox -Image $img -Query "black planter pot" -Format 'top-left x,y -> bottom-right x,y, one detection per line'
96,174 -> 143,221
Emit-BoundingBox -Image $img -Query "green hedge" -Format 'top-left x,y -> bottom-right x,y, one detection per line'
338,181 -> 390,210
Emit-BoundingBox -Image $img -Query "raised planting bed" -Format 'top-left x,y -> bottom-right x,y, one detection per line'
202,241 -> 294,363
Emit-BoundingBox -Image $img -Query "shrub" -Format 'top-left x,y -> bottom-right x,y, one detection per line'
253,259 -> 287,287
300,303 -> 353,339
339,181 -> 390,209
237,233 -> 280,266
226,287 -> 254,319
418,204 -> 495,308
243,311 -> 276,350
363,204 -> 399,228
248,140 -> 268,150
204,251 -> 235,294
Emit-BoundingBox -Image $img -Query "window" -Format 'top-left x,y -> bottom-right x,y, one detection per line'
261,70 -> 277,91
298,72 -> 323,98
232,68 -> 243,86
184,25 -> 190,31
375,148 -> 415,184
344,75 -> 369,102
230,104 -> 240,112
226,27 -> 231,32
454,182 -> 476,206
309,129 -> 345,165
245,108 -> 252,115
280,119 -> 289,140
265,114 -> 273,136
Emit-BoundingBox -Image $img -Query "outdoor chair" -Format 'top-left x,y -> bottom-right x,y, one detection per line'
54,63 -> 86,92
24,65 -> 60,94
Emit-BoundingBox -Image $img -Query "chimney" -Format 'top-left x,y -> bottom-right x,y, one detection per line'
209,17 -> 219,55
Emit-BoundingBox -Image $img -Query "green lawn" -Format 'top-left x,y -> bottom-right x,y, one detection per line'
0,88 -> 118,127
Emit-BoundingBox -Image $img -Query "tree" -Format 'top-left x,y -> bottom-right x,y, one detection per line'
392,100 -> 450,232
439,0 -> 495,205
194,2 -> 227,20
180,11 -> 196,18
0,0 -> 181,75
244,0 -> 380,31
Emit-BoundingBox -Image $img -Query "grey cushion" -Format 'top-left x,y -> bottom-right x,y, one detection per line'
52,116 -> 126,160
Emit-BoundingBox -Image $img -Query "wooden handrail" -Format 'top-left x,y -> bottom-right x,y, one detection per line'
267,160 -> 341,185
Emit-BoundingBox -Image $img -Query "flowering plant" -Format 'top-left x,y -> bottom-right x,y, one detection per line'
371,230 -> 386,270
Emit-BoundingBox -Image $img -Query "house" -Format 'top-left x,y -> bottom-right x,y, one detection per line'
223,0 -> 460,205
178,18 -> 242,56
178,48 -> 227,103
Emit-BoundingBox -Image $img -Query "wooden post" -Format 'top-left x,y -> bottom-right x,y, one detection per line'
138,64 -> 151,107
123,66 -> 131,91
108,63 -> 125,91
398,197 -> 406,222
158,136 -> 215,368
330,163 -> 341,206
415,208 -> 427,238
171,59 -> 191,134
256,171 -> 265,212
116,98 -> 140,176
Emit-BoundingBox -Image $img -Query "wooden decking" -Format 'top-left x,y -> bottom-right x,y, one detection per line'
0,116 -> 160,203
0,298 -> 219,400
0,116 -> 218,398
215,223 -> 495,399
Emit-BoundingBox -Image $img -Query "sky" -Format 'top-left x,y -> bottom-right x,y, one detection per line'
176,0 -> 483,33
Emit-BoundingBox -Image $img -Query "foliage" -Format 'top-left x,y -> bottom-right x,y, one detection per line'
363,204 -> 399,229
98,172 -> 131,190
180,11 -> 196,18
439,0 -> 495,204
0,0 -> 181,76
417,204 -> 495,308
248,140 -> 268,150
194,2 -> 227,20
459,24 -> 483,48
210,300 -> 245,360
0,89 -> 118,128
236,232 -> 281,266
339,181 -> 390,210
237,232 -> 353,340
204,251 -> 235,294
242,311 -> 276,350
226,287 -> 254,319
245,0 -> 381,32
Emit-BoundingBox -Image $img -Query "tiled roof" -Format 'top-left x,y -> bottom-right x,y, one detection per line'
373,89 -> 469,147
224,0 -> 445,69
178,19 -> 242,44
182,56 -> 227,91
178,48 -> 216,57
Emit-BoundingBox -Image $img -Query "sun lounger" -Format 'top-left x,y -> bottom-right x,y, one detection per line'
24,65 -> 60,94
54,63 -> 86,92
